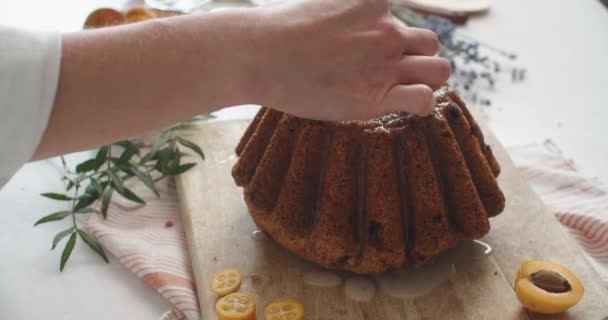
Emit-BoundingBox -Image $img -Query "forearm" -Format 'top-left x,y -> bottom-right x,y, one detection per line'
33,0 -> 449,160
34,10 -> 261,160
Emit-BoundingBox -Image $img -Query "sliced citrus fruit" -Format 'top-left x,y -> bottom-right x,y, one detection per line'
216,292 -> 256,320
264,299 -> 304,320
209,268 -> 243,296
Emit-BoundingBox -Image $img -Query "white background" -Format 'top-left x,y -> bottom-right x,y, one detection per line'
0,0 -> 606,318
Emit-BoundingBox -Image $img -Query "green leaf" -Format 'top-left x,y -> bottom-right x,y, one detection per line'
76,159 -> 97,173
168,122 -> 195,132
101,187 -> 114,219
115,141 -> 131,149
168,163 -> 197,175
76,207 -> 100,214
139,150 -> 158,164
155,147 -> 186,175
74,194 -> 98,212
117,142 -> 140,165
154,148 -> 173,174
132,167 -> 159,197
75,174 -> 88,184
152,132 -> 171,153
89,178 -> 104,195
116,140 -> 142,150
52,227 -> 74,250
34,211 -> 71,226
84,183 -> 98,197
115,186 -> 145,205
116,164 -> 135,176
66,181 -> 75,191
177,137 -> 205,160
41,193 -> 72,201
74,180 -> 102,212
60,232 -> 77,272
78,230 -> 109,263
108,169 -> 125,194
94,146 -> 109,170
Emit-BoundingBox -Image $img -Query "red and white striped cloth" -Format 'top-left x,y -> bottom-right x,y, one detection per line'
510,144 -> 608,283
87,181 -> 200,320
85,143 -> 608,319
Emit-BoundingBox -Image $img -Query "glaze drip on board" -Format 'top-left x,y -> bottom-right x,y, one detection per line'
344,277 -> 377,302
251,230 -> 267,241
303,271 -> 343,288
377,240 -> 493,299
299,240 -> 493,301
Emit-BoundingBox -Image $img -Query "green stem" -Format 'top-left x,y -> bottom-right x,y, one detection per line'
60,156 -> 69,174
71,184 -> 80,231
106,147 -> 116,188
107,148 -> 113,172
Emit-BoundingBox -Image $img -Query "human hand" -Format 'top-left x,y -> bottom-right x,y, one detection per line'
38,1 -> 449,159
245,0 -> 450,121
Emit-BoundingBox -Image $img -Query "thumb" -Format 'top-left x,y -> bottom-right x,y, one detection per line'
378,84 -> 435,117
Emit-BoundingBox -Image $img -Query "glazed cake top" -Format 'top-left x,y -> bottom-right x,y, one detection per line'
327,86 -> 453,131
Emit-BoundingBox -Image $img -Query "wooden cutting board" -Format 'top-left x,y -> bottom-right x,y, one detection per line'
175,116 -> 608,320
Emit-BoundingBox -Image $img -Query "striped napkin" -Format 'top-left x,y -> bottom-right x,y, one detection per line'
510,143 -> 608,283
85,143 -> 608,320
86,180 -> 200,320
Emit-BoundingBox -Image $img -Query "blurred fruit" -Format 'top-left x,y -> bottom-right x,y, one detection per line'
84,8 -> 125,29
264,299 -> 304,320
126,6 -> 156,23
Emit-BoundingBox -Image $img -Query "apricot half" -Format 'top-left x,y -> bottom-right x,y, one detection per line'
84,8 -> 125,29
515,260 -> 584,314
125,6 -> 156,23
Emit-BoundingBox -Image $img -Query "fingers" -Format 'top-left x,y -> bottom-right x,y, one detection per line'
376,84 -> 435,118
400,27 -> 440,56
396,56 -> 451,90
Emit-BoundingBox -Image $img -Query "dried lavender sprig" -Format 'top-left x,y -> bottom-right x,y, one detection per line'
390,3 -> 526,108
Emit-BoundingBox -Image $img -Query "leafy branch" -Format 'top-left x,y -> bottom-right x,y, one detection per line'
35,115 -> 213,271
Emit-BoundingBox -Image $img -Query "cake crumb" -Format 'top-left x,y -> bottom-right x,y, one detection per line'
164,220 -> 174,228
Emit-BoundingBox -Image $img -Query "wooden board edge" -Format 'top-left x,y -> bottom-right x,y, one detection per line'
174,120 -> 251,314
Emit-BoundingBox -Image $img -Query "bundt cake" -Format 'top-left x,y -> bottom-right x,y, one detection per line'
232,85 -> 505,274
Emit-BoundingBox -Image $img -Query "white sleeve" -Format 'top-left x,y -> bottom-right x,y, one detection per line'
0,27 -> 61,189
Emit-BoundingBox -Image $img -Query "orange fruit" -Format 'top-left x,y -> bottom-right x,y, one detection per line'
209,268 -> 243,296
264,299 -> 304,320
515,260 -> 584,314
84,8 -> 125,29
216,292 -> 256,320
125,6 -> 156,23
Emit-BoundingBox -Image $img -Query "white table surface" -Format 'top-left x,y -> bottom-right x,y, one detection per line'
1,0 -> 607,319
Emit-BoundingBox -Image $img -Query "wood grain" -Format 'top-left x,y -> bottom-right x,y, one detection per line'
175,118 -> 608,320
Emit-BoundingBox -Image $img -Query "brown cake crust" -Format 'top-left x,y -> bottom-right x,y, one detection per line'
232,85 -> 506,274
